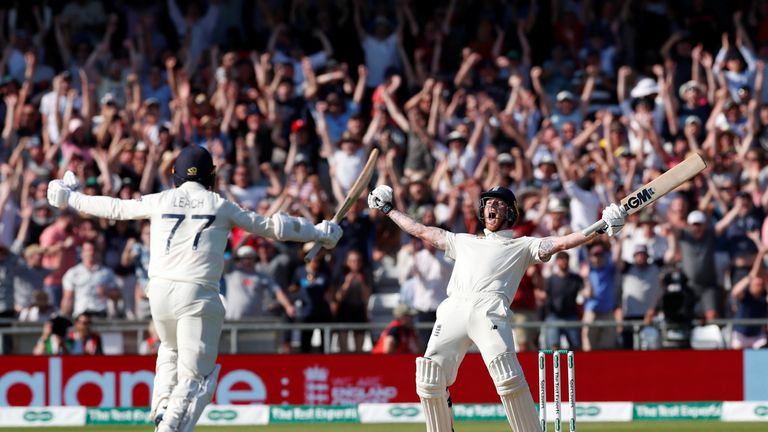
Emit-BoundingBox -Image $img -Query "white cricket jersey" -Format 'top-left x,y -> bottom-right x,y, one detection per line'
69,182 -> 277,289
443,229 -> 547,301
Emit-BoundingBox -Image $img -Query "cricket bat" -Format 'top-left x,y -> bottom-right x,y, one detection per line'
304,148 -> 380,262
583,153 -> 707,235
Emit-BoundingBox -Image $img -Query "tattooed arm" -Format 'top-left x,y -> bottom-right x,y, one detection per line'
538,231 -> 600,262
388,209 -> 449,250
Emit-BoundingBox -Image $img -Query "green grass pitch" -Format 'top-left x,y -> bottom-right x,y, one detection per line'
1,422 -> 766,431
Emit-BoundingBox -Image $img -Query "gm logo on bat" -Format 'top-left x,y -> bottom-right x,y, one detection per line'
623,187 -> 655,211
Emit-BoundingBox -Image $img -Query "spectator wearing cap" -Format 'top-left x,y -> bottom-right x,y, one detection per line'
475,151 -> 521,192
11,136 -> 54,182
670,210 -> 720,320
530,64 -> 593,132
443,128 -> 484,186
371,304 -> 421,354
224,246 -> 294,320
311,79 -> 365,144
617,243 -> 663,349
620,211 -> 673,265
713,33 -> 757,101
582,241 -> 619,351
24,198 -> 54,248
61,240 -> 119,318
14,243 -> 53,314
141,64 -> 173,122
542,251 -> 583,350
530,153 -> 562,193
269,25 -> 335,93
353,2 -> 402,88
555,151 -> 603,232
713,98 -> 748,138
284,119 -> 316,176
617,70 -> 664,160
541,197 -> 571,237
717,191 -> 763,289
675,80 -> 710,131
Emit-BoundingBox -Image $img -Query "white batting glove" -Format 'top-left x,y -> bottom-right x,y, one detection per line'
315,220 -> 343,249
368,185 -> 394,214
601,203 -> 627,237
47,180 -> 71,209
62,170 -> 79,190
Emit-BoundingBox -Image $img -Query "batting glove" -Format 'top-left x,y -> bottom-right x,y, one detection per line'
47,180 -> 71,209
62,170 -> 79,189
368,185 -> 394,214
601,203 -> 627,237
315,220 -> 343,249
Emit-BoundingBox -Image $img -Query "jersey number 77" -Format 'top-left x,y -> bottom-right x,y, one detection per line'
162,214 -> 216,253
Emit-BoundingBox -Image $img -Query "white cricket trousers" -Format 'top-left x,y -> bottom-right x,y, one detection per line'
147,279 -> 225,404
424,293 -> 518,386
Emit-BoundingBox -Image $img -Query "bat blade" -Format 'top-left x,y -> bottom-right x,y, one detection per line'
304,148 -> 379,262
583,153 -> 707,235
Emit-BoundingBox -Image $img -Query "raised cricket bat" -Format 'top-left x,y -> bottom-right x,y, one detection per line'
304,148 -> 380,262
583,153 -> 707,235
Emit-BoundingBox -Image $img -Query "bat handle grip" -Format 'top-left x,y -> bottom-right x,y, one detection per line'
304,242 -> 323,263
582,219 -> 608,236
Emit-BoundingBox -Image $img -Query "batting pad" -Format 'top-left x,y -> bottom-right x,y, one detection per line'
415,357 -> 453,432
157,365 -> 221,432
488,352 -> 541,431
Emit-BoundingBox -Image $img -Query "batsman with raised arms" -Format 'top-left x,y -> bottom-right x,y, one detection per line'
47,146 -> 343,432
368,184 -> 625,432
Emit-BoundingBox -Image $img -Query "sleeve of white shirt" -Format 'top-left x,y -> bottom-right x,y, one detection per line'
224,200 -> 276,238
443,231 -> 458,261
69,192 -> 155,220
62,268 -> 74,292
527,236 -> 550,264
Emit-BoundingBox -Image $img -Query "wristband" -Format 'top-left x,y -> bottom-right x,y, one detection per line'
381,203 -> 393,215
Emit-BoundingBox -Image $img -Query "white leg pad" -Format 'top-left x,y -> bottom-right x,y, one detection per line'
488,352 -> 541,432
157,365 -> 221,432
415,357 -> 453,432
150,345 -> 178,421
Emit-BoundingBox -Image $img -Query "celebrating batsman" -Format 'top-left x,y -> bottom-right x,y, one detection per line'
369,185 -> 625,431
47,146 -> 342,432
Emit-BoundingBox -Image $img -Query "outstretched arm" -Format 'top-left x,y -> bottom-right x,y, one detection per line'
537,230 -> 600,262
387,209 -> 449,250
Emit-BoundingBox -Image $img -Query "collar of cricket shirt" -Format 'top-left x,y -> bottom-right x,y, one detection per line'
179,182 -> 207,191
482,228 -> 516,239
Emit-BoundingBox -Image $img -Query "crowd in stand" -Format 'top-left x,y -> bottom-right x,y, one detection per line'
1,0 -> 768,355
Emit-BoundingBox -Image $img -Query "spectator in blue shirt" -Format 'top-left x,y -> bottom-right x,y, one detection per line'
582,241 -> 618,350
